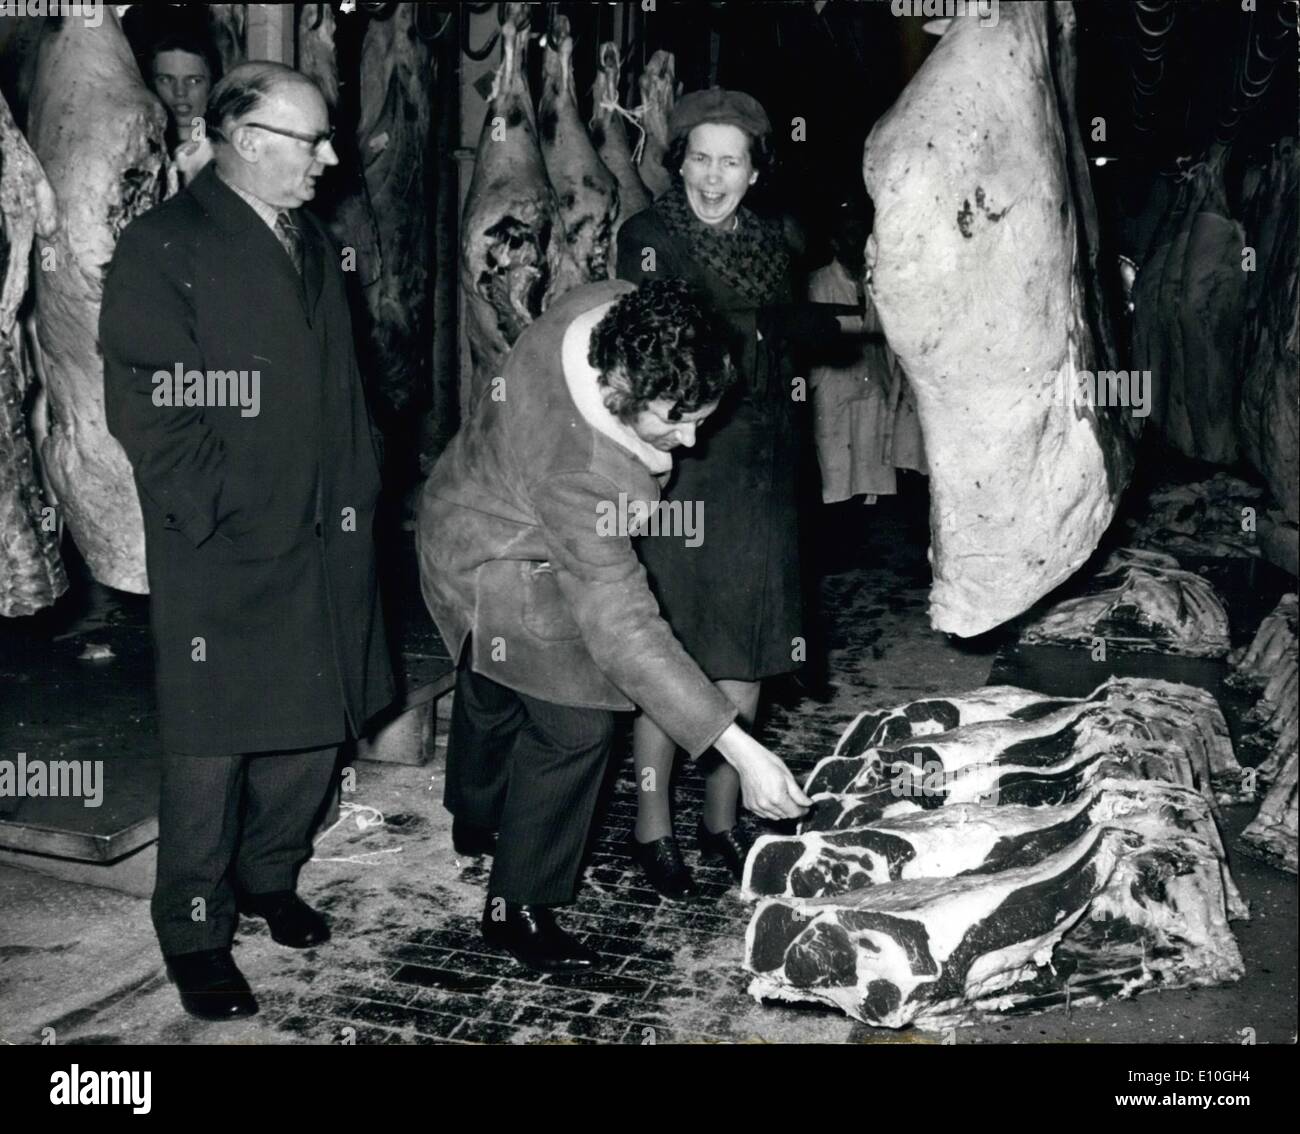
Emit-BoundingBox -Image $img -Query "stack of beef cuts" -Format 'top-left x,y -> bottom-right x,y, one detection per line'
460,4 -> 564,402
861,2 -> 1134,638
1230,593 -> 1298,873
1,88 -> 66,616
1126,473 -> 1264,559
27,12 -> 174,594
1018,547 -> 1231,658
743,677 -> 1246,1028
1236,139 -> 1299,533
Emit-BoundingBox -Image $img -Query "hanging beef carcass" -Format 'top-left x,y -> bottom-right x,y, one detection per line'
297,5 -> 383,300
636,50 -> 676,199
1132,150 -> 1247,467
27,13 -> 175,594
590,40 -> 650,269
862,3 -> 1135,638
461,3 -> 564,400
356,2 -> 435,425
538,16 -> 618,290
1,88 -> 66,616
1237,139 -> 1299,526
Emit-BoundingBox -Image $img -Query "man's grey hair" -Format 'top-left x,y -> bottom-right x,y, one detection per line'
207,61 -> 319,142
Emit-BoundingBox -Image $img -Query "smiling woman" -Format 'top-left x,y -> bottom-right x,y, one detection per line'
615,88 -> 845,900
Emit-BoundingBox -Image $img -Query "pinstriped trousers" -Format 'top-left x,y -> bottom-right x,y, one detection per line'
444,652 -> 615,905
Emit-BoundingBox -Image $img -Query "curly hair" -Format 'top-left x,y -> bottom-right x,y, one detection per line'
666,127 -> 776,186
589,280 -> 736,422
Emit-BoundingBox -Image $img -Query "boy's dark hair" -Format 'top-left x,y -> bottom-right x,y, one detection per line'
589,280 -> 736,422
148,28 -> 223,86
666,127 -> 776,185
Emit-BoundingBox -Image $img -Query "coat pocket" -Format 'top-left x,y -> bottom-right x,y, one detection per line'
521,562 -> 582,642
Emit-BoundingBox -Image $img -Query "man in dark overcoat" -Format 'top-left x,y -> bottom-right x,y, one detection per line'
100,61 -> 393,1020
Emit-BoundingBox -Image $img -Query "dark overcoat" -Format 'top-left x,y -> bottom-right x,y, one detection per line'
616,206 -> 805,682
101,164 -> 394,756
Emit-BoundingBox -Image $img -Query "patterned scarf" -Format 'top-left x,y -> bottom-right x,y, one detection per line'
655,181 -> 791,306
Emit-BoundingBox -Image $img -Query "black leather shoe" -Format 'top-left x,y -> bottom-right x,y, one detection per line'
481,900 -> 599,972
696,818 -> 755,882
238,891 -> 330,948
166,948 -> 258,1021
629,833 -> 697,900
452,818 -> 497,857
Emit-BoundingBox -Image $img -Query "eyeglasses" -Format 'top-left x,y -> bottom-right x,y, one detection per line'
240,121 -> 336,151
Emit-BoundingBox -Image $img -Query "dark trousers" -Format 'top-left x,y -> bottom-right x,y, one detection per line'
151,746 -> 337,957
445,657 -> 615,905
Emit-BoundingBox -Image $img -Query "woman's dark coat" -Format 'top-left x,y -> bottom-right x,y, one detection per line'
616,206 -> 806,682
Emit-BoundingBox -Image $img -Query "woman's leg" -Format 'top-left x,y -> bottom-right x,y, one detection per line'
703,679 -> 761,832
632,712 -> 678,843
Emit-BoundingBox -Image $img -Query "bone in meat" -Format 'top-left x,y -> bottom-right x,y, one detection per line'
1,87 -> 66,616
861,2 -> 1134,637
27,12 -> 175,594
460,4 -> 563,401
746,819 -> 1240,1029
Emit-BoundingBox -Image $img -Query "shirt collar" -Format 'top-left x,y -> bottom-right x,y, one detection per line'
214,167 -> 285,232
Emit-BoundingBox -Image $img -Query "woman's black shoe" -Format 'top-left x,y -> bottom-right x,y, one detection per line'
696,818 -> 755,882
628,833 -> 697,900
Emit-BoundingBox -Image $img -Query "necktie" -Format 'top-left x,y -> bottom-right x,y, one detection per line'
274,210 -> 304,278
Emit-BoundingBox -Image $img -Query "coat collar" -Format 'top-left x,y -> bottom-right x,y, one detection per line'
187,163 -> 324,320
561,300 -> 673,478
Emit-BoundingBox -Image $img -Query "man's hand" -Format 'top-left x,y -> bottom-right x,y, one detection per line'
714,724 -> 812,821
